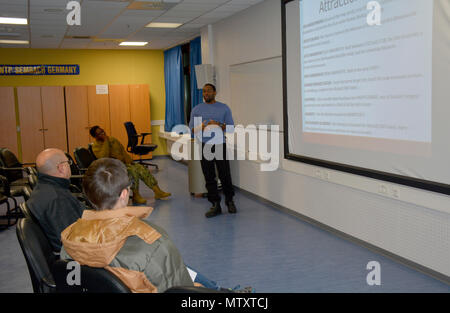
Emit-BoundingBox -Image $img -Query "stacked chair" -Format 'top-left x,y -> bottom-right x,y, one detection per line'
0,148 -> 34,201
0,175 -> 19,229
0,148 -> 31,228
73,146 -> 96,171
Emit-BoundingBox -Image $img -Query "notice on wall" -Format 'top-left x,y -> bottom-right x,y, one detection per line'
96,84 -> 109,95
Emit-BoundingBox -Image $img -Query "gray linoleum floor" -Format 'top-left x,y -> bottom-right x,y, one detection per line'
0,158 -> 449,293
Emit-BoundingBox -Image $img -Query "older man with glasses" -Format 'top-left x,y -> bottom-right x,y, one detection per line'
26,148 -> 86,252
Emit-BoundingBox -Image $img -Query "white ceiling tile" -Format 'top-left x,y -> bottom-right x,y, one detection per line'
60,38 -> 91,49
151,16 -> 192,24
121,9 -> 164,18
160,10 -> 204,19
171,3 -> 221,11
101,15 -> 151,38
30,40 -> 60,49
0,4 -> 27,17
177,22 -> 205,29
0,0 -> 27,5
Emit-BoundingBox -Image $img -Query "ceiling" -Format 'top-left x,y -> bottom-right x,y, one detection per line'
0,0 -> 264,50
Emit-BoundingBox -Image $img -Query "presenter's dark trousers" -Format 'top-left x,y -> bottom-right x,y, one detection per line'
200,143 -> 235,204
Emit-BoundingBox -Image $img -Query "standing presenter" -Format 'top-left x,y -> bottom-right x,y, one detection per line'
189,83 -> 237,218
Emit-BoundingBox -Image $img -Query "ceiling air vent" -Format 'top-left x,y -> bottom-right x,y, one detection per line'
65,36 -> 93,39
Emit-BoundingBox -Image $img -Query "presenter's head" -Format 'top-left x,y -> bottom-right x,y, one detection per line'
203,83 -> 216,104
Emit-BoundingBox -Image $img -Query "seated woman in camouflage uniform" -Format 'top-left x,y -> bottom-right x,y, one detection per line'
89,126 -> 171,204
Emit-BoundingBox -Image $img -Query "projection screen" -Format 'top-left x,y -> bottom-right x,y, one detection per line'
282,0 -> 450,194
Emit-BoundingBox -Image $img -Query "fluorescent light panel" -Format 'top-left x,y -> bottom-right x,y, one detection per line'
146,22 -> 182,28
119,41 -> 148,46
0,17 -> 28,25
0,40 -> 29,44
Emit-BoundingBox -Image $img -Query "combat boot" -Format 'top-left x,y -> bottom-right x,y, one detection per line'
152,185 -> 172,199
132,190 -> 147,205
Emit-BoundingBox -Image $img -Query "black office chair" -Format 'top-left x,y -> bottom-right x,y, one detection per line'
16,218 -> 57,293
27,171 -> 38,190
22,185 -> 32,202
0,175 -> 22,228
73,147 -> 96,171
52,259 -> 224,293
124,122 -> 158,170
88,143 -> 96,161
0,148 -> 33,199
19,202 -> 38,224
64,152 -> 85,190
52,259 -> 131,293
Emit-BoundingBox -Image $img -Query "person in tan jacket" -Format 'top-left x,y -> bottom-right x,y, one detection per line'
60,158 -> 192,292
89,125 -> 170,205
60,158 -> 254,293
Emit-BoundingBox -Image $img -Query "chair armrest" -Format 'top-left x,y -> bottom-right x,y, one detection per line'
0,175 -> 11,195
69,184 -> 82,193
41,275 -> 56,290
0,175 -> 8,184
0,166 -> 28,171
140,132 -> 152,144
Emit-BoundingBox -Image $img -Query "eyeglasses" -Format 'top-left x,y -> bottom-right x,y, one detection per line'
95,130 -> 106,137
58,159 -> 73,166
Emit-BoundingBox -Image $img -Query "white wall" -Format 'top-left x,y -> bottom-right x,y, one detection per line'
200,0 -> 450,278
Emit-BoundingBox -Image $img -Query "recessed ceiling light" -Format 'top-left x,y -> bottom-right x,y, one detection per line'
119,41 -> 148,46
145,22 -> 182,28
0,39 -> 29,44
0,17 -> 28,25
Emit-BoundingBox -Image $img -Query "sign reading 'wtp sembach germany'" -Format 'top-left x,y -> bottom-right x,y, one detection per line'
0,65 -> 80,75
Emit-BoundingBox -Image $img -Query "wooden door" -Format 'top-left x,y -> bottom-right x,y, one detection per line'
87,85 -> 111,138
65,86 -> 90,156
41,86 -> 67,152
17,86 -> 44,163
108,85 -> 131,151
0,87 -> 18,156
129,84 -> 152,159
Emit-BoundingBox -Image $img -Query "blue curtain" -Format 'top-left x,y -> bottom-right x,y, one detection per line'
189,37 -> 203,109
164,46 -> 184,132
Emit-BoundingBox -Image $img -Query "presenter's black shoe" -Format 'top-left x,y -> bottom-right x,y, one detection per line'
226,200 -> 237,214
205,201 -> 222,218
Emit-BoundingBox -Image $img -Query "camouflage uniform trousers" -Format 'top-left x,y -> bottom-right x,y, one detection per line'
126,163 -> 157,192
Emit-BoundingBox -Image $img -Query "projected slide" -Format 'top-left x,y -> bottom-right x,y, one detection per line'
300,0 -> 433,143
